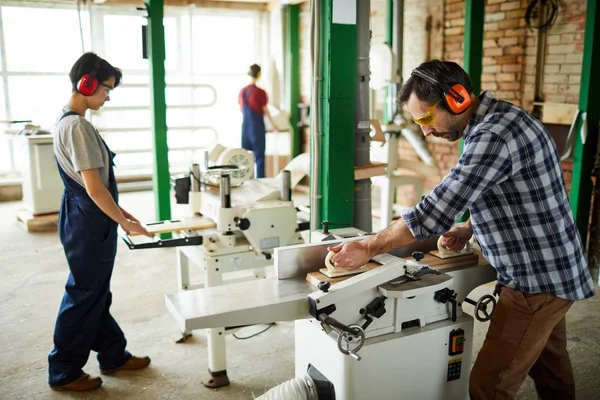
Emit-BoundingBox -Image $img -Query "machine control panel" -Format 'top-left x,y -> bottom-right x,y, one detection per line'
447,358 -> 462,382
448,328 -> 465,356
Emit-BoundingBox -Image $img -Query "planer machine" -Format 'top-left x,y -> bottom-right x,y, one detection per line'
164,235 -> 498,400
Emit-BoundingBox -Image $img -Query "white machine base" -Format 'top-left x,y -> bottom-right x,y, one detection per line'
295,316 -> 474,400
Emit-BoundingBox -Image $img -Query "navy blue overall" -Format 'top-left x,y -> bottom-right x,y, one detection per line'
241,85 -> 266,178
48,111 -> 131,386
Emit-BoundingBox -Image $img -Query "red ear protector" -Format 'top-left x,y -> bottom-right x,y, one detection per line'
411,69 -> 471,115
77,56 -> 100,96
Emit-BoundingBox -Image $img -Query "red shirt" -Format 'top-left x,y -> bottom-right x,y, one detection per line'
239,84 -> 268,115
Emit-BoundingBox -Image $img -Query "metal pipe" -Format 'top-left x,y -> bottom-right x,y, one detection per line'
354,0 -> 373,233
309,0 -> 321,232
281,169 -> 292,201
392,0 -> 404,116
533,1 -> 549,119
220,174 -> 231,208
355,0 -> 371,167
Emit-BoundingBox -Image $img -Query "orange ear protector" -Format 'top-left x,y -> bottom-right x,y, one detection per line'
411,69 -> 471,115
77,56 -> 100,96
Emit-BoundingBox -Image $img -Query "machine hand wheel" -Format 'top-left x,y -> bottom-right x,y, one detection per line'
337,324 -> 365,359
474,294 -> 496,322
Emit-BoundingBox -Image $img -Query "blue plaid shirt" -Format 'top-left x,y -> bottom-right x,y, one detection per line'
401,92 -> 595,301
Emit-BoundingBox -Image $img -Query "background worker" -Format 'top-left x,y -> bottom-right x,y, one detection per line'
239,63 -> 280,178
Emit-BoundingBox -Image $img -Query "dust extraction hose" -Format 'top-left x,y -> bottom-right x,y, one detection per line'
256,374 -> 318,400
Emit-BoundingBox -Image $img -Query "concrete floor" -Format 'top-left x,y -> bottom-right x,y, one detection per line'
1,191 -> 599,400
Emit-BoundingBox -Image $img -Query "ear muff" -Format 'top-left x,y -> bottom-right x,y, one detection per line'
77,56 -> 100,96
411,69 -> 471,115
445,84 -> 471,114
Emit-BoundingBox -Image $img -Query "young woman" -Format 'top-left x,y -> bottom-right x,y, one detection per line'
238,63 -> 280,178
49,53 -> 152,392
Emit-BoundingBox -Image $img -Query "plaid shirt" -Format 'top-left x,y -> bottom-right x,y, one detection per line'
401,91 -> 595,301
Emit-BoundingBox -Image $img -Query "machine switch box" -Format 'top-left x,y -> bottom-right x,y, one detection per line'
449,328 -> 465,356
447,358 -> 462,382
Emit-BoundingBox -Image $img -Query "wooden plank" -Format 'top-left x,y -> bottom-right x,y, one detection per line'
533,102 -> 579,125
421,253 -> 480,270
131,218 -> 216,237
106,0 -> 269,11
305,253 -> 480,288
306,262 -> 381,287
354,162 -> 387,180
370,119 -> 386,143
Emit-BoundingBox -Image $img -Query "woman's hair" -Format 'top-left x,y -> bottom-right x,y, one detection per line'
248,64 -> 261,79
69,52 -> 122,92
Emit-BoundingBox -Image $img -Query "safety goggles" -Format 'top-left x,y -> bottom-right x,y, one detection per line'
101,83 -> 114,96
412,99 -> 441,127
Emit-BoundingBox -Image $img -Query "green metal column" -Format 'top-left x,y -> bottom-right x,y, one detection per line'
285,4 -> 301,157
146,0 -> 171,223
458,0 -> 484,222
570,0 -> 600,241
315,0 -> 357,228
463,0 -> 484,95
383,0 -> 393,123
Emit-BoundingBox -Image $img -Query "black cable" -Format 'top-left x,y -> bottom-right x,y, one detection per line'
233,323 -> 275,340
526,0 -> 559,31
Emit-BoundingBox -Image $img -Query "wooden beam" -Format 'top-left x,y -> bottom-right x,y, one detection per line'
104,0 -> 269,11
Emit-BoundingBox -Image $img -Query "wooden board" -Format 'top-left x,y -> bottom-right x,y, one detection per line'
16,209 -> 58,233
354,162 -> 387,180
130,218 -> 217,237
319,266 -> 370,278
420,253 -> 480,270
306,262 -> 382,287
305,253 -> 480,288
533,102 -> 578,125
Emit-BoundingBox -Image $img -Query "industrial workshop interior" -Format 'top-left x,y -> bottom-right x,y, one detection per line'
1,0 -> 600,399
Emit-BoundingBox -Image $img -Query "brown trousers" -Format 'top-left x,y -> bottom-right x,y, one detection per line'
469,286 -> 575,400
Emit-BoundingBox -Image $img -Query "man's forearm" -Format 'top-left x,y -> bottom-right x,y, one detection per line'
364,218 -> 417,258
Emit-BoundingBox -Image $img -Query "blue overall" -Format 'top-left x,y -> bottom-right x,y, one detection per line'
241,85 -> 266,178
48,111 -> 131,386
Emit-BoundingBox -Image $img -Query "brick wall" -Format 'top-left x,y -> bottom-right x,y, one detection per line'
296,0 -> 586,204
426,0 -> 586,196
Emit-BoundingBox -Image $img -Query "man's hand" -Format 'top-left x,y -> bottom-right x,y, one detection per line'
440,222 -> 473,251
327,241 -> 371,270
121,220 -> 152,238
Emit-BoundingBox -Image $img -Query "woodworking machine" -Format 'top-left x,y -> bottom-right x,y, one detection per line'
124,146 -> 306,387
164,238 -> 498,399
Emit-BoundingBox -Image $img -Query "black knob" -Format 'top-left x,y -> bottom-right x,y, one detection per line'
412,251 -> 425,262
318,281 -> 331,292
234,217 -> 250,230
262,252 -> 272,260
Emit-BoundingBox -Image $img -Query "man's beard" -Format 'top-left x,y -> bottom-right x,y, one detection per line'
440,123 -> 463,142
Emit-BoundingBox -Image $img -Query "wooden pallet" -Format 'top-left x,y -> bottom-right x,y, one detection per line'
16,209 -> 59,233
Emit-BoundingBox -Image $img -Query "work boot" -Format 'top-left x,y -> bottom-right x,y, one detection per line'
100,355 -> 151,375
50,373 -> 102,392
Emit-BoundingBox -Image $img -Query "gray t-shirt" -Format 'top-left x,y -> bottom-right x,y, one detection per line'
53,105 -> 110,189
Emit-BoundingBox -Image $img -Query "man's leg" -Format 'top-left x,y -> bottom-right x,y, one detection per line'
469,287 -> 573,400
528,316 -> 575,400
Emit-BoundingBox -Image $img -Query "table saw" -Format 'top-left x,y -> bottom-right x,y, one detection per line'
164,237 -> 498,400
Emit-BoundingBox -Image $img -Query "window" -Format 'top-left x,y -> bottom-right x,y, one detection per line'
8,75 -> 69,127
2,6 -> 89,73
0,3 -> 264,178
